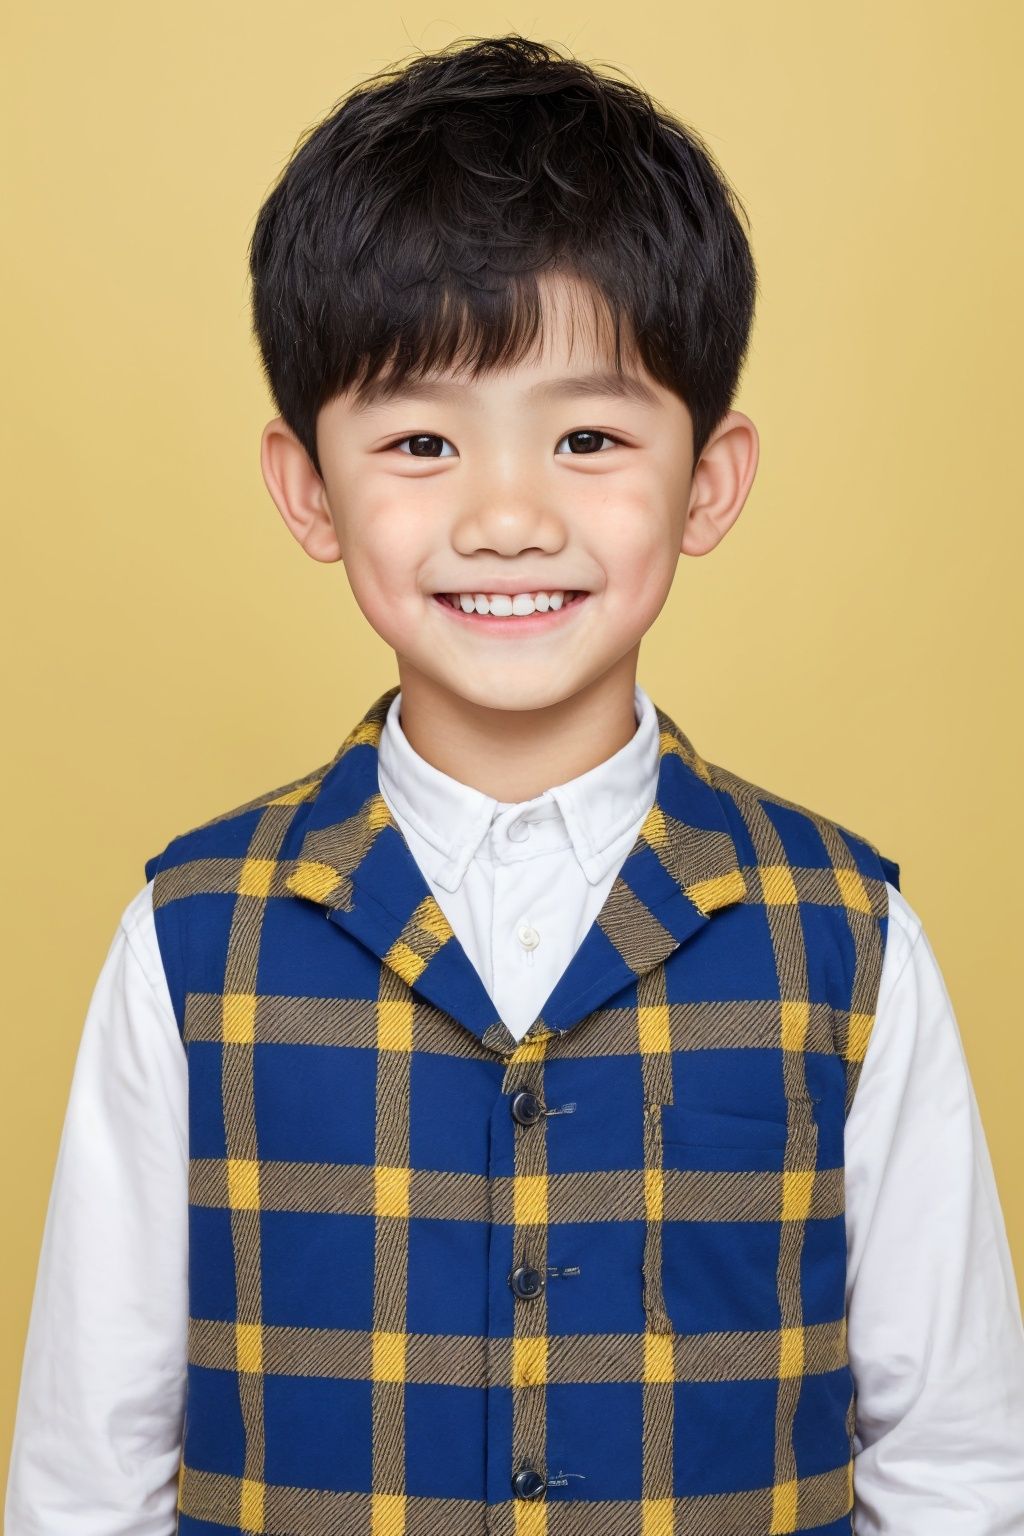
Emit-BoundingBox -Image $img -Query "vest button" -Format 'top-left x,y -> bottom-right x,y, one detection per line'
511,1467 -> 547,1499
510,1264 -> 545,1299
510,1089 -> 543,1125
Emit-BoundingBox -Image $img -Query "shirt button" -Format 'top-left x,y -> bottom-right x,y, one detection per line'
506,818 -> 531,842
516,922 -> 540,950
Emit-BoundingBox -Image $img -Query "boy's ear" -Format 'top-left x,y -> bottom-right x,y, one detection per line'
681,410 -> 760,557
259,416 -> 343,564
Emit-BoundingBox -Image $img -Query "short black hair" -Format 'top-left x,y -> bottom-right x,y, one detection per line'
248,33 -> 757,479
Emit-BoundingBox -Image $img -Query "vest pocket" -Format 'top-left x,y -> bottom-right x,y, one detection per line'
659,1102 -> 790,1150
643,1095 -> 821,1335
658,1093 -> 820,1173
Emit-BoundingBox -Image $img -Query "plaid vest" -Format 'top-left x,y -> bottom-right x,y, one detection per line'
145,684 -> 899,1536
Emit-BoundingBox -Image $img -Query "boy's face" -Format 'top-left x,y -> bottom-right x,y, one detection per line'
262,273 -> 757,718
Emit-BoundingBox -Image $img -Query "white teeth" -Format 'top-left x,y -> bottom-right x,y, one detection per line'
447,590 -> 577,616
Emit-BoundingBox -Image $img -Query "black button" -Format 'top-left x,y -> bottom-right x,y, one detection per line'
512,1467 -> 547,1499
510,1265 -> 545,1299
510,1089 -> 543,1125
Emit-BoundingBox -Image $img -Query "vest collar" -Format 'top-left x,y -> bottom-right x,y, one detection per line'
284,685 -> 747,1059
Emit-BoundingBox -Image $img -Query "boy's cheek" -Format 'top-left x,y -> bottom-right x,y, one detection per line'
607,531 -> 678,608
341,570 -> 422,644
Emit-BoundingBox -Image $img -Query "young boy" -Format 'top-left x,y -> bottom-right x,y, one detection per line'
6,32 -> 1024,1536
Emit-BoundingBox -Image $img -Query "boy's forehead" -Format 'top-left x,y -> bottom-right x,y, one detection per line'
338,269 -> 658,413
344,361 -> 661,415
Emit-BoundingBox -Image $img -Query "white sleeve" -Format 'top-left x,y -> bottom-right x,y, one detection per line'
845,880 -> 1024,1532
4,882 -> 188,1536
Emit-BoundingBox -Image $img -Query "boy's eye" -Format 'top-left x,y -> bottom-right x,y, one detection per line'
554,430 -> 620,455
388,429 -> 621,458
393,433 -> 457,458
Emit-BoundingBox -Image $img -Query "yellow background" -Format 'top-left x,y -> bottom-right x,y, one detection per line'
3,0 -> 1022,1483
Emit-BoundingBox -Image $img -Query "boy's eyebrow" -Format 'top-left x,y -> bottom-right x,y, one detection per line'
349,369 -> 660,414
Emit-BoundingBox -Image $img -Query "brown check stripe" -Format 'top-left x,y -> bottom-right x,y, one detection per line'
146,684 -> 897,1534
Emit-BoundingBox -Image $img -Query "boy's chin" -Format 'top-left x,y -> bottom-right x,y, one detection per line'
406,663 -> 607,715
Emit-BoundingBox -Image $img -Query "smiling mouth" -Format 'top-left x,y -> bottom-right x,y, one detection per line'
431,590 -> 591,628
434,590 -> 588,612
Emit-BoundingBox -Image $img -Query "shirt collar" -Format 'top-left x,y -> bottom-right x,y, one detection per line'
376,682 -> 661,893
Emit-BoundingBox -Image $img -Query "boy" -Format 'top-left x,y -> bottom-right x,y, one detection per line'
6,31 -> 1024,1536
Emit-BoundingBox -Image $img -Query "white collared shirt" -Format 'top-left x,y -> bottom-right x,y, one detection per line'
6,683 -> 1024,1532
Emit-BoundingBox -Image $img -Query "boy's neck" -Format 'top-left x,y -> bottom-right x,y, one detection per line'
393,653 -> 643,804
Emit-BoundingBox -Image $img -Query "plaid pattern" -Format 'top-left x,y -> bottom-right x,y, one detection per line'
145,684 -> 898,1536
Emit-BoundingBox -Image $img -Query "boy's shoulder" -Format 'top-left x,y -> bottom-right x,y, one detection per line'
695,747 -> 901,895
143,752 -> 337,885
144,691 -> 396,885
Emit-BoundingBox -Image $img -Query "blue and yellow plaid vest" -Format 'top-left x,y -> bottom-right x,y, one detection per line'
145,684 -> 899,1535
